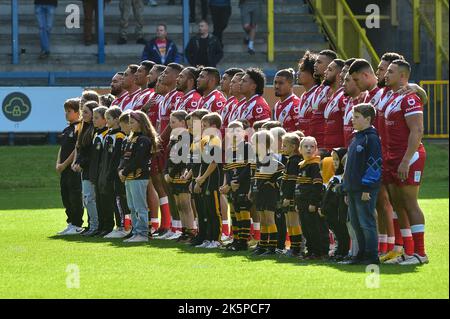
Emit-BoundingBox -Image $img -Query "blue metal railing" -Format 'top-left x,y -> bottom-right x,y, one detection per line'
12,0 -> 19,64
97,0 -> 105,64
183,0 -> 189,63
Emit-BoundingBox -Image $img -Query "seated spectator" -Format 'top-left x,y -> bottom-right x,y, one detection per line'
185,20 -> 223,67
142,24 -> 180,65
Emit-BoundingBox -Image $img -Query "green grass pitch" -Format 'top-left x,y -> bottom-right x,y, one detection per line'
0,142 -> 448,299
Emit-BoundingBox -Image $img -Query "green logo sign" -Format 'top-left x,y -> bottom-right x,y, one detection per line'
2,92 -> 32,122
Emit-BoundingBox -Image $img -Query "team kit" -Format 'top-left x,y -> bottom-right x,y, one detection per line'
55,49 -> 428,266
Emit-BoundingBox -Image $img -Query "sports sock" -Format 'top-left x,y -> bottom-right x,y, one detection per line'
411,224 -> 426,257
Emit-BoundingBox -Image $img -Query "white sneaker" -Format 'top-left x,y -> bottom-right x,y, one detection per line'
384,253 -> 409,264
399,253 -> 429,265
166,231 -> 182,240
124,234 -> 148,243
64,226 -> 84,235
195,240 -> 210,248
157,230 -> 175,240
206,241 -> 221,249
57,224 -> 73,235
221,233 -> 230,242
104,228 -> 131,239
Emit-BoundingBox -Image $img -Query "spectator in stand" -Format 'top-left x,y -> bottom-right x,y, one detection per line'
209,0 -> 232,47
118,0 -> 146,45
189,0 -> 208,23
82,0 -> 111,46
185,20 -> 223,67
239,0 -> 261,55
141,24 -> 180,65
34,0 -> 57,59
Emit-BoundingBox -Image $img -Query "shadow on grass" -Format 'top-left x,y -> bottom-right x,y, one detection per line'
49,234 -> 421,275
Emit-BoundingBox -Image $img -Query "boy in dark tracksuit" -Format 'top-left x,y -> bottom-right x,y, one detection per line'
321,148 -> 350,261
56,98 -> 84,235
194,113 -> 223,249
222,122 -> 252,251
343,104 -> 382,265
295,136 -> 326,259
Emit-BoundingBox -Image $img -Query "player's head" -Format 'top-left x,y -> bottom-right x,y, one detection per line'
110,72 -> 124,96
348,59 -> 376,91
177,67 -> 200,93
162,63 -> 184,86
385,59 -> 411,89
377,52 -> 405,87
80,90 -> 100,107
240,68 -> 266,98
339,58 -> 356,87
314,50 -> 337,79
324,59 -> 345,86
282,132 -> 301,156
64,97 -> 81,122
299,136 -> 318,159
230,72 -> 245,97
343,71 -> 360,97
274,68 -> 295,98
123,64 -> 139,90
197,67 -> 221,94
100,93 -> 115,108
298,50 -> 320,86
135,60 -> 155,87
221,68 -> 244,96
352,103 -> 376,130
201,112 -> 222,130
147,64 -> 166,89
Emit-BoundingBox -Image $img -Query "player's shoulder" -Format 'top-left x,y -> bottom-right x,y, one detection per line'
401,92 -> 422,109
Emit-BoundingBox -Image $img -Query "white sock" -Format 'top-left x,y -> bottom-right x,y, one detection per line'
248,40 -> 254,50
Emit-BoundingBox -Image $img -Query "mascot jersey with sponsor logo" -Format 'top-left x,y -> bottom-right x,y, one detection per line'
198,89 -> 226,113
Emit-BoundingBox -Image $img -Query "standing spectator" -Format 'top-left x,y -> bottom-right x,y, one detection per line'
34,0 -> 57,59
82,0 -> 111,46
343,103 -> 382,265
118,0 -> 146,45
185,20 -> 223,67
209,0 -> 232,47
141,24 -> 180,65
190,0 -> 208,23
239,0 -> 261,55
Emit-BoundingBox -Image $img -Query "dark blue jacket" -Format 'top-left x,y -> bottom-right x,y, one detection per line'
343,126 -> 382,193
141,38 -> 180,65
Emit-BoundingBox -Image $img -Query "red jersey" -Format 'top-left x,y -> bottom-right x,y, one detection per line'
372,88 -> 393,156
343,97 -> 354,148
198,89 -> 226,113
273,94 -> 302,132
158,89 -> 184,134
111,91 -> 128,109
228,98 -> 247,123
120,89 -> 141,111
240,95 -> 272,127
298,85 -> 318,136
221,96 -> 238,128
384,91 -> 424,160
310,84 -> 332,148
146,93 -> 164,128
175,89 -> 202,113
132,88 -> 155,111
323,88 -> 347,150
363,86 -> 384,131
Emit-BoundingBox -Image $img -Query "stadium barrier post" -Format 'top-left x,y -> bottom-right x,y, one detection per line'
267,0 -> 274,62
97,0 -> 105,64
12,0 -> 19,64
183,0 -> 189,63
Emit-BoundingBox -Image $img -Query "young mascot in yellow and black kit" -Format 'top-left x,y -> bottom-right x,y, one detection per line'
250,130 -> 285,256
222,121 -> 252,251
193,112 -> 224,249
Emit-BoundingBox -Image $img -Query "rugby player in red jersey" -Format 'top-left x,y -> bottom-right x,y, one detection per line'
197,67 -> 227,114
120,64 -> 141,111
273,68 -> 301,132
382,59 -> 428,265
142,64 -> 166,128
310,49 -> 337,148
220,68 -> 244,131
110,72 -> 128,109
323,59 -> 347,150
132,60 -> 155,111
297,51 -> 320,137
239,68 -> 271,127
175,67 -> 202,113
